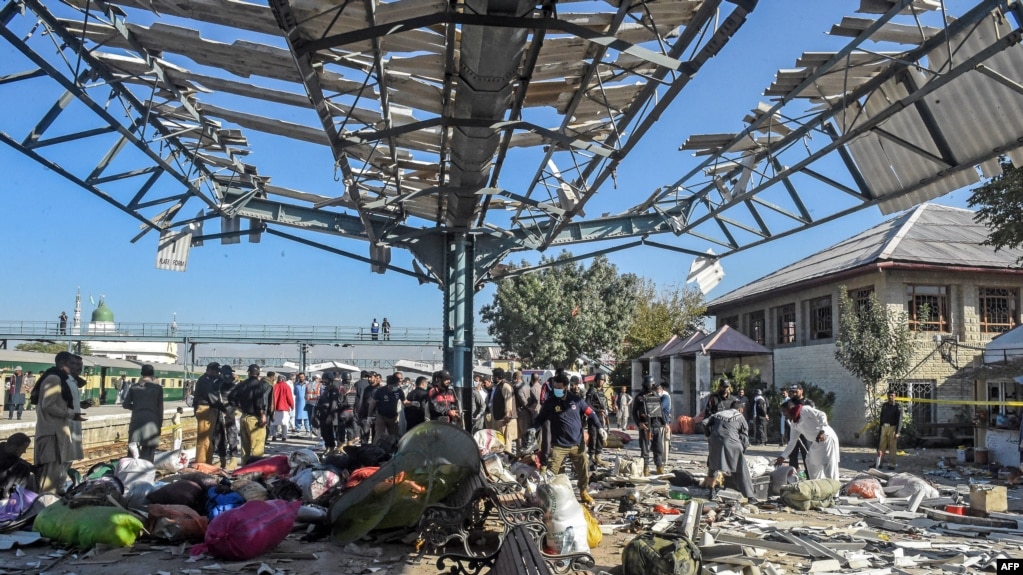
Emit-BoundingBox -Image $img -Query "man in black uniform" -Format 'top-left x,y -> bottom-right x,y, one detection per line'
404,376 -> 430,432
585,374 -> 610,466
633,376 -> 669,475
316,371 -> 345,453
876,389 -> 903,470
213,365 -> 239,468
704,380 -> 742,417
192,362 -> 221,465
229,364 -> 271,463
748,389 -> 769,446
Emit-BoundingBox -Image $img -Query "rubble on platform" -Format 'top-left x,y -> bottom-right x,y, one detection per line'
0,427 -> 1020,575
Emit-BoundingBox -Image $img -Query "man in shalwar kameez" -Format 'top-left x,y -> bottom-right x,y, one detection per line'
776,403 -> 840,480
704,408 -> 755,497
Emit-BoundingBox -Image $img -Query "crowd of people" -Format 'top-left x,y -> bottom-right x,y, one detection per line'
0,349 -> 864,508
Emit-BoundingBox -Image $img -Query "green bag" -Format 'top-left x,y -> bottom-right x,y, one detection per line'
780,478 -> 841,511
34,501 -> 144,548
622,532 -> 701,575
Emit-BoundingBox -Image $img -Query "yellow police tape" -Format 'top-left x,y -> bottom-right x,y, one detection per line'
891,396 -> 1023,407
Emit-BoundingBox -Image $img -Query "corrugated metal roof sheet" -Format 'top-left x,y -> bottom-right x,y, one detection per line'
707,203 -> 1023,310
841,12 -> 1023,215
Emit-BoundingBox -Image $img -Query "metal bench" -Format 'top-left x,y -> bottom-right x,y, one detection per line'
427,466 -> 595,574
484,476 -> 545,526
481,478 -> 593,574
419,468 -> 492,556
494,524 -> 552,575
437,522 -> 571,575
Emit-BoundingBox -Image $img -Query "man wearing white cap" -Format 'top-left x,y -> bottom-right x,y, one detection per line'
6,366 -> 27,420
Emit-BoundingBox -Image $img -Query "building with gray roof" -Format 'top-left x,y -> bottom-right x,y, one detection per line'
704,203 -> 1023,442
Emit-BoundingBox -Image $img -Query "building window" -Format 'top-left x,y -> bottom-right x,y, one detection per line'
775,303 -> 796,344
746,310 -> 766,344
979,287 -> 1018,333
906,285 -> 949,332
719,315 -> 739,330
890,380 -> 935,424
986,380 -> 1020,420
848,286 -> 875,315
808,295 -> 833,340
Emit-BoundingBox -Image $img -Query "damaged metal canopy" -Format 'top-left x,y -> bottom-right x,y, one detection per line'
1,0 -> 1022,283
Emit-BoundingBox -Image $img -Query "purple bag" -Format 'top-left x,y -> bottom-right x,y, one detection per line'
0,485 -> 38,522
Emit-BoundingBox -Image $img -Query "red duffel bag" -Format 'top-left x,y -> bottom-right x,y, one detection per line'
191,499 -> 301,560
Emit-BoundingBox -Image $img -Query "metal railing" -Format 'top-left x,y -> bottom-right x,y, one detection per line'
0,320 -> 496,346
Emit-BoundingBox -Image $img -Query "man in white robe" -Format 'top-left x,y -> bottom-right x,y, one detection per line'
776,403 -> 839,480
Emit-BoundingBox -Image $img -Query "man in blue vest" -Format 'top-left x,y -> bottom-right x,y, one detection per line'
530,373 -> 604,505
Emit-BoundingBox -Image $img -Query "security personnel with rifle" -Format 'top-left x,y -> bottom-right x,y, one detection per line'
633,375 -> 670,475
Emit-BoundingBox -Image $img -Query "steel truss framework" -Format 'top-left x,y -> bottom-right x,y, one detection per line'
2,0 -> 1023,382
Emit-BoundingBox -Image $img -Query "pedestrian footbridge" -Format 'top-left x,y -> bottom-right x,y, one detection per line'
0,320 -> 496,347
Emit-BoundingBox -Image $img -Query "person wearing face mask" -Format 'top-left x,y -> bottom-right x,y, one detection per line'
528,373 -> 604,505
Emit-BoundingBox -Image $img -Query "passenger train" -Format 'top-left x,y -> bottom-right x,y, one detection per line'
0,349 -> 193,404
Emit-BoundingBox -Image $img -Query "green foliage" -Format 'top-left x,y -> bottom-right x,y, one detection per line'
15,341 -> 92,355
727,363 -> 760,393
481,252 -> 639,369
834,287 -> 916,420
621,280 -> 707,360
968,156 -> 1023,265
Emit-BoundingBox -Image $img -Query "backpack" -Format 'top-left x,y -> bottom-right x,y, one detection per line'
622,532 -> 702,575
643,394 -> 663,422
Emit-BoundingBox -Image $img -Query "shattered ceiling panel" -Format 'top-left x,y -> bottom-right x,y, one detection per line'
2,0 -> 1021,286
660,0 -> 1023,266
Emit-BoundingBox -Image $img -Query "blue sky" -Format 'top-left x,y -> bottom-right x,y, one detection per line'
0,1 -> 979,334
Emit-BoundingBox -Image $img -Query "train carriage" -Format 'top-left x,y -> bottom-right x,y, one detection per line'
0,349 -> 195,404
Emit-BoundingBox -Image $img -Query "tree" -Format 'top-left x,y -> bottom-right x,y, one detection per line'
621,280 -> 707,360
15,341 -> 92,355
968,156 -> 1023,264
726,362 -> 760,393
481,252 -> 639,369
833,287 -> 916,420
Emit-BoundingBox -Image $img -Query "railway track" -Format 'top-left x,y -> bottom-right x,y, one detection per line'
74,429 -> 199,472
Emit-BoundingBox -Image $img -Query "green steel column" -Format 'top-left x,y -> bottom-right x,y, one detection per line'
443,231 -> 475,431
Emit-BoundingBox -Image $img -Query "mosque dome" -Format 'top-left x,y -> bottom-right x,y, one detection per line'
91,299 -> 114,323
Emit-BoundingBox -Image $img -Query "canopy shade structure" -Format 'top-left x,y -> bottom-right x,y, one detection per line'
3,0 -> 1022,387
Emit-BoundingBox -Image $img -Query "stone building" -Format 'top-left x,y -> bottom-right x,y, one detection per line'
704,203 -> 1023,443
632,327 -> 773,422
